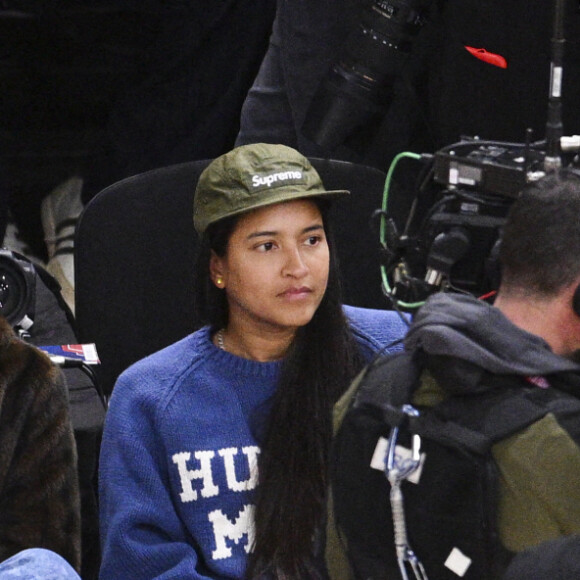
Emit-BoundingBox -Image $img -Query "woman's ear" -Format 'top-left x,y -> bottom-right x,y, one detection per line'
210,251 -> 226,289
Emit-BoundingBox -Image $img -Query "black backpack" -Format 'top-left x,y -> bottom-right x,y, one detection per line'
330,349 -> 580,580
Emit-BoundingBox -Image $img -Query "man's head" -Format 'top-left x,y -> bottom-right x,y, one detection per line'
499,169 -> 580,301
495,169 -> 580,358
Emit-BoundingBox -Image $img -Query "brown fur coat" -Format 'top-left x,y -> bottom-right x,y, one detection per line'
0,316 -> 81,571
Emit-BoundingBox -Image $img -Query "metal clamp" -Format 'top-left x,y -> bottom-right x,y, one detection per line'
385,405 -> 429,580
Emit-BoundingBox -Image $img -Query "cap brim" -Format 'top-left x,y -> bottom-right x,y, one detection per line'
201,187 -> 349,233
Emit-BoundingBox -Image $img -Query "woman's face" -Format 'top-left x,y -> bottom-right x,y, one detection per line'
210,199 -> 330,336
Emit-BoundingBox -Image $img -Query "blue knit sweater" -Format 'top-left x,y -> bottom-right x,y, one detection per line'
98,306 -> 407,579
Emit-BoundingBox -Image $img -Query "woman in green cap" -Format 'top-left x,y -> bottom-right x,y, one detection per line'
99,143 -> 408,579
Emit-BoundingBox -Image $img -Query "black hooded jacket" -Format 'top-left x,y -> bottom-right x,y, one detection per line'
404,293 -> 580,554
405,292 -> 580,395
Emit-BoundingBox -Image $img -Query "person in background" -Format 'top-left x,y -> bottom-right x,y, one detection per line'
98,142 -> 408,578
236,1 -> 580,170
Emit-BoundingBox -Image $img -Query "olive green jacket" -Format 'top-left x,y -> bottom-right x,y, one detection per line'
326,370 -> 580,579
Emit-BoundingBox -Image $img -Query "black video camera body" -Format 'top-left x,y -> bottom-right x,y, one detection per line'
383,135 -> 580,309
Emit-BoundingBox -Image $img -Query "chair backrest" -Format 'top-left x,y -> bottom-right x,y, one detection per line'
75,158 -> 390,397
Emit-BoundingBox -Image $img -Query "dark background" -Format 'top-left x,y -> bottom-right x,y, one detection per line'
0,1 -> 277,258
4,0 -> 580,261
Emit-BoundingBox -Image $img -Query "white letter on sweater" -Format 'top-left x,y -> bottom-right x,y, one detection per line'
172,450 -> 219,502
219,446 -> 260,492
208,504 -> 255,560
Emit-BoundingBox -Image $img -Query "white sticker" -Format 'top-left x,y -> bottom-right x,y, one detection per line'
370,437 -> 426,484
444,547 -> 472,577
449,166 -> 459,185
551,65 -> 563,98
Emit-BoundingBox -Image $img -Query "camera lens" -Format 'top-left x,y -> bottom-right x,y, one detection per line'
0,252 -> 35,327
302,0 -> 433,151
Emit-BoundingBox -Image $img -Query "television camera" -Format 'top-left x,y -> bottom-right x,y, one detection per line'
377,134 -> 580,311
303,0 -> 578,311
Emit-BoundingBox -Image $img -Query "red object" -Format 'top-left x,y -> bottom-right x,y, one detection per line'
465,46 -> 507,69
478,290 -> 497,302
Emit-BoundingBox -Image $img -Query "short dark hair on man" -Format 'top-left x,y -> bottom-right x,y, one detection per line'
499,169 -> 580,297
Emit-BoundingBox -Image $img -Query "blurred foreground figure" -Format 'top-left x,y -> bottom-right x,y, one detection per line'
0,316 -> 81,571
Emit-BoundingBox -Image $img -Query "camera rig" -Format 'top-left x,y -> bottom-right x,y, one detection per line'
380,140 -> 528,308
302,0 -> 578,311
373,0 -> 578,312
379,130 -> 580,312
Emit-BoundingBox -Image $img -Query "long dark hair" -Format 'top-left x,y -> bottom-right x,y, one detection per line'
193,200 -> 366,578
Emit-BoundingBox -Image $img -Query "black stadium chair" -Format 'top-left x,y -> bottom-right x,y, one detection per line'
75,158 -> 391,398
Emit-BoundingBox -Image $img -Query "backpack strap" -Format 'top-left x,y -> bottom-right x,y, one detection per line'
353,349 -> 425,427
353,349 -> 565,456
411,373 -> 568,456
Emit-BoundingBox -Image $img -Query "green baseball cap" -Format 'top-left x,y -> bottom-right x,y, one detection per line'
193,143 -> 349,234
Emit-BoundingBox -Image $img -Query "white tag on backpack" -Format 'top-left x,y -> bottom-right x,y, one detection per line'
444,547 -> 472,577
370,437 -> 426,484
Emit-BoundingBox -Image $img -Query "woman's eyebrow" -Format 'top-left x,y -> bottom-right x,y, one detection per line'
246,223 -> 324,240
246,229 -> 278,240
